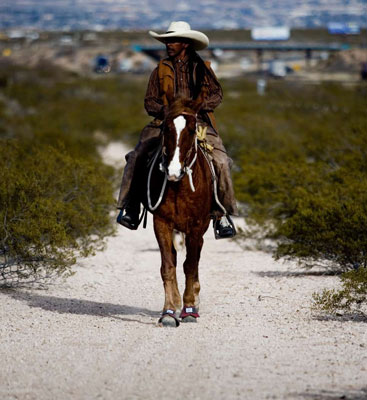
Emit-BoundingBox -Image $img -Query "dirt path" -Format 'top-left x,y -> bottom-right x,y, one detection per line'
1,143 -> 366,400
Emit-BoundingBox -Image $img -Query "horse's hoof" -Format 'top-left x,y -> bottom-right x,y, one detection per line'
180,307 -> 199,323
181,315 -> 198,323
158,311 -> 180,327
159,316 -> 179,327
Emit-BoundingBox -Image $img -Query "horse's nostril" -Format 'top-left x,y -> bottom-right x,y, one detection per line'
167,158 -> 183,179
167,171 -> 183,182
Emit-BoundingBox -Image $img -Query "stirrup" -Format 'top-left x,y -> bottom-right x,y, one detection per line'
213,215 -> 236,239
116,209 -> 139,230
117,206 -> 148,230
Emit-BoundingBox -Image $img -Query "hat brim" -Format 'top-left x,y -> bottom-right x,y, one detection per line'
149,30 -> 209,51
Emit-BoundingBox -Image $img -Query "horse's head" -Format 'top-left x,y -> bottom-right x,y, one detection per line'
162,96 -> 202,182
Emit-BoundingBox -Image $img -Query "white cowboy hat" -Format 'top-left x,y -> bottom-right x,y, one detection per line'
149,21 -> 209,51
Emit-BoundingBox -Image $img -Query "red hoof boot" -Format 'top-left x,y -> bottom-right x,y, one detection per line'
180,307 -> 200,323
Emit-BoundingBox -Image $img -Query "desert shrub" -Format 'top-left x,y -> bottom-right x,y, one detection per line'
275,171 -> 367,269
0,139 -> 115,286
0,62 -> 148,148
217,79 -> 367,311
0,63 -> 153,285
312,268 -> 367,315
217,79 -> 367,273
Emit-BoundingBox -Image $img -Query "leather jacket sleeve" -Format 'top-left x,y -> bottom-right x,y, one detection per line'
200,64 -> 223,112
144,67 -> 166,119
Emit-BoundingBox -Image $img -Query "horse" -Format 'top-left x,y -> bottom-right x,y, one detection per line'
144,96 -> 213,327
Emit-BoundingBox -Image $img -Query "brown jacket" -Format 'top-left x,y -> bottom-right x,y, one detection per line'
144,54 -> 222,132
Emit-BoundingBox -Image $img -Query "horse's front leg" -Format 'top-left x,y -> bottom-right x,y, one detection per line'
181,234 -> 204,323
154,216 -> 181,327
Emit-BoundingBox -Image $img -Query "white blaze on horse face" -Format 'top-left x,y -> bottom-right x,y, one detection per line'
168,115 -> 186,179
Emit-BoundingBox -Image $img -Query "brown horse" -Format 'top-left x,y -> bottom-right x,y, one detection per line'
145,96 -> 213,327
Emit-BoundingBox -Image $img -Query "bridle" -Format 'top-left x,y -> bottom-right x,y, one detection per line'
147,111 -> 199,211
164,111 -> 198,188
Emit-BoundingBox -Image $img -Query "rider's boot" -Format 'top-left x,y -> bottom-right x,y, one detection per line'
117,203 -> 141,230
213,214 -> 236,239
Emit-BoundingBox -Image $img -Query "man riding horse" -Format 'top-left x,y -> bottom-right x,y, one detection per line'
117,21 -> 238,238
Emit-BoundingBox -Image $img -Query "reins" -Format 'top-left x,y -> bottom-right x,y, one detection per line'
183,136 -> 198,192
147,145 -> 167,211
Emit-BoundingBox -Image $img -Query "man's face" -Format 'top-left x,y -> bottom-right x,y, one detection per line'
165,39 -> 190,59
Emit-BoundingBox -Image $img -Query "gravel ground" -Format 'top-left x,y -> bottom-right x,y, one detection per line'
1,219 -> 366,400
1,142 -> 366,400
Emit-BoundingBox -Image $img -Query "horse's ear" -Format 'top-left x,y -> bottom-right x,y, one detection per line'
165,118 -> 175,132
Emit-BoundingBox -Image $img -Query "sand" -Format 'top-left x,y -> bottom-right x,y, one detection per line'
0,142 -> 366,400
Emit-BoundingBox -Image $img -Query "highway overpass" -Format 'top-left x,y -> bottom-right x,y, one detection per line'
132,42 -> 351,67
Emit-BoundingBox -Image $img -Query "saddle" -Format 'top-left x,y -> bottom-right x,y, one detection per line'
118,126 -> 229,233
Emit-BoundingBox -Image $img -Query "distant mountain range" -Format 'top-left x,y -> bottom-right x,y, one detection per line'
1,0 -> 366,31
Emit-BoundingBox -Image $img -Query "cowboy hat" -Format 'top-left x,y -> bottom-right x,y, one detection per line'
149,21 -> 209,51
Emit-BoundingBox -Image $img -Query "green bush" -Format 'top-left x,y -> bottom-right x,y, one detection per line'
0,62 -> 138,285
313,268 -> 367,315
0,140 -> 115,286
217,79 -> 367,272
0,62 -> 148,148
275,172 -> 367,269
